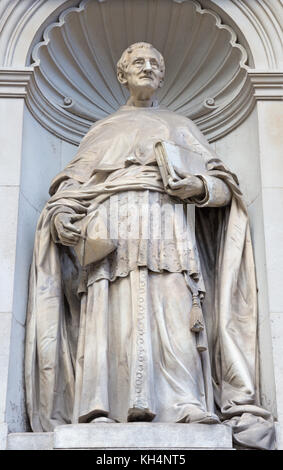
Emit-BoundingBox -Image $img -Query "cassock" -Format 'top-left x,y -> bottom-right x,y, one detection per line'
25,105 -> 276,449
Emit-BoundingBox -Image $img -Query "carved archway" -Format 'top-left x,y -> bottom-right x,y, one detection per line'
27,0 -> 251,143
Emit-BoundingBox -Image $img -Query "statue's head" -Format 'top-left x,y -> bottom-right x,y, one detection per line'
117,42 -> 165,97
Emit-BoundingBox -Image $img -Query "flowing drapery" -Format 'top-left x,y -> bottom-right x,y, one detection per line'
25,107 -> 275,449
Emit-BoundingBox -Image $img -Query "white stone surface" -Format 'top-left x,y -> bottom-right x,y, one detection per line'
0,313 -> 12,358
5,317 -> 28,432
257,102 -> 283,189
21,106 -> 61,212
256,102 -> 283,315
5,424 -> 232,450
12,191 -> 39,326
7,432 -> 53,450
0,187 -> 20,313
0,99 -> 24,186
53,423 -> 233,450
0,87 -> 26,435
0,314 -> 12,423
0,423 -> 8,450
261,188 -> 283,314
270,313 -> 283,450
255,100 -> 283,446
248,194 -> 277,415
214,108 -> 261,207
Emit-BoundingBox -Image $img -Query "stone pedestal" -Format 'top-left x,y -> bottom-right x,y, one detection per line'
0,423 -> 8,450
6,423 -> 233,450
7,432 -> 53,450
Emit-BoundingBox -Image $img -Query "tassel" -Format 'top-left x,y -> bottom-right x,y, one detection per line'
196,331 -> 207,353
185,274 -> 207,352
189,294 -> 204,333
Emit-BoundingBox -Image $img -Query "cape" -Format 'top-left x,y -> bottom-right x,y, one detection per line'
25,106 -> 276,449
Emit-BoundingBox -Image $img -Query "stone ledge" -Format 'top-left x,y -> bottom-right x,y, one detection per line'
54,423 -> 232,450
6,423 -> 233,450
0,423 -> 8,450
7,432 -> 53,450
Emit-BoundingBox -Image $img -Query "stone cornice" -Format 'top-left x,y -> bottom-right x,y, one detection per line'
248,71 -> 283,100
0,69 -> 33,98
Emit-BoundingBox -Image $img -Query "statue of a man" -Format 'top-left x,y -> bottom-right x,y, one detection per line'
25,43 -> 275,449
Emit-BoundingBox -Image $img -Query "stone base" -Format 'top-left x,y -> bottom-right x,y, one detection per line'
0,423 -> 8,450
7,432 -> 53,450
7,423 -> 233,450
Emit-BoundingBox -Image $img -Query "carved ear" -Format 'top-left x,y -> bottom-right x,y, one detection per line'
159,77 -> 164,89
117,71 -> 128,87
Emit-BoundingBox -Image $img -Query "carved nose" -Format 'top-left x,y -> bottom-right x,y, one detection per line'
143,60 -> 152,71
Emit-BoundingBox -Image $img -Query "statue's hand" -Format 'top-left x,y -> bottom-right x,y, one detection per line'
166,169 -> 205,200
54,213 -> 85,246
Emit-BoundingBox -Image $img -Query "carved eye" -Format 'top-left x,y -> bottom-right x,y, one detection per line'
133,59 -> 144,66
150,60 -> 159,68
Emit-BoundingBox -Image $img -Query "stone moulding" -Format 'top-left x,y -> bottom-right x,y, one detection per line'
248,71 -> 283,100
6,423 -> 233,450
230,0 -> 283,69
22,0 -> 252,144
0,69 -> 33,98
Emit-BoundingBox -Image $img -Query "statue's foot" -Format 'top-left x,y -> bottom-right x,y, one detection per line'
184,411 -> 220,424
127,407 -> 156,422
89,416 -> 116,423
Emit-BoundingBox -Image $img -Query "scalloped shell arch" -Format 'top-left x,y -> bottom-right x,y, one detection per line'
30,0 -> 250,144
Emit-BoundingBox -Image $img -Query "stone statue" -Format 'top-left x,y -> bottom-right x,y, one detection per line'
25,42 -> 275,449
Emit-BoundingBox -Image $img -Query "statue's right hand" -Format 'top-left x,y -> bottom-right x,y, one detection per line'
54,213 -> 85,246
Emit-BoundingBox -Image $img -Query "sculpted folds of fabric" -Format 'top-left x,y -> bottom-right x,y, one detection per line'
25,43 -> 276,450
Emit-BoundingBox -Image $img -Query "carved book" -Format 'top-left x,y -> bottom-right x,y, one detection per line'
154,140 -> 206,188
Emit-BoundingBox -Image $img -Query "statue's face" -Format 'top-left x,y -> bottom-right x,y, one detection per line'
124,47 -> 164,94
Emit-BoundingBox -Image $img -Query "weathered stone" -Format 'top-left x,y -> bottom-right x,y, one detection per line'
7,432 -> 53,450
0,423 -> 8,450
53,423 -> 233,450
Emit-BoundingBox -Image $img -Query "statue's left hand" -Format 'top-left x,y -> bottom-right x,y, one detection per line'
166,169 -> 205,200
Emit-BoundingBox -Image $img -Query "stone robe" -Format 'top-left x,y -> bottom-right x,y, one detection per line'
25,106 -> 276,449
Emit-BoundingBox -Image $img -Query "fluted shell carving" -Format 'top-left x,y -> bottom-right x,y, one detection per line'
29,0 -> 251,144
